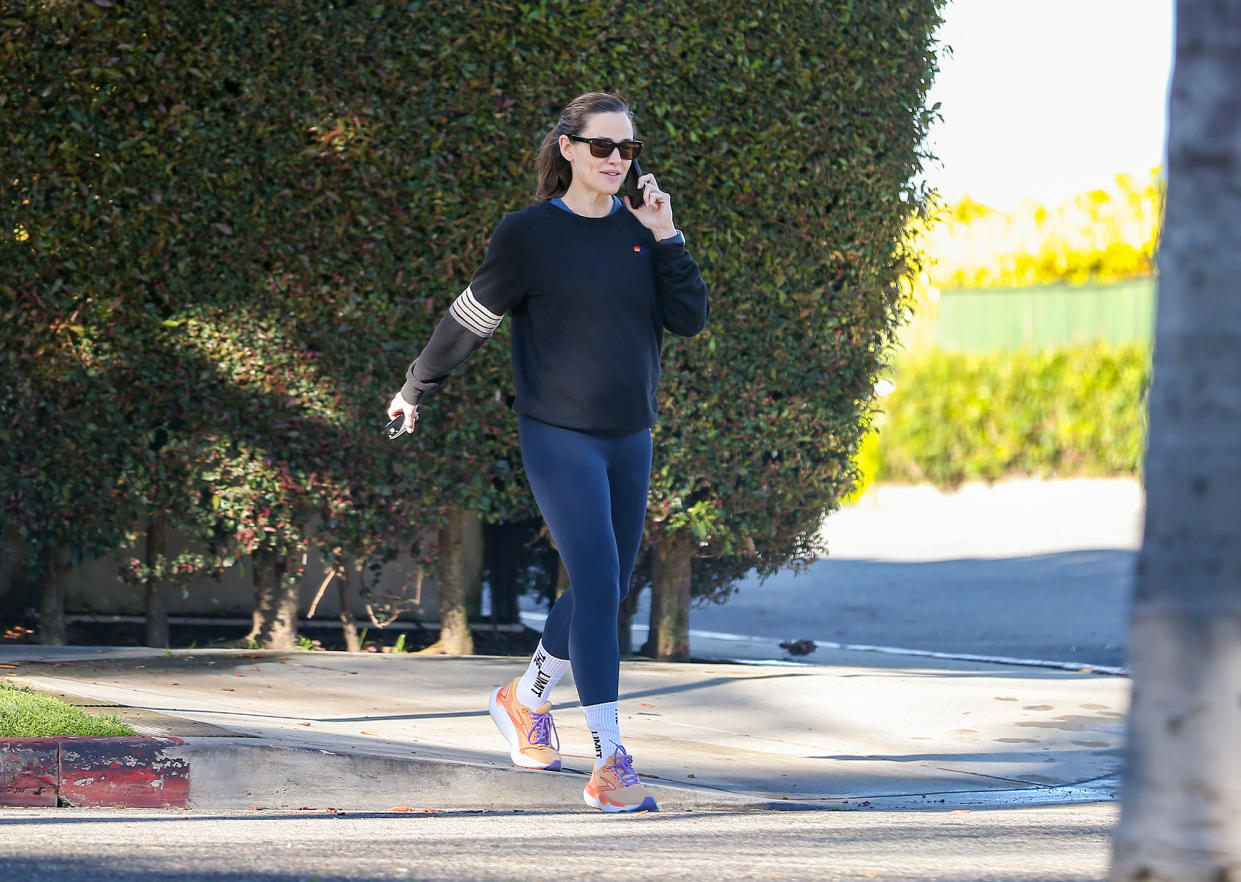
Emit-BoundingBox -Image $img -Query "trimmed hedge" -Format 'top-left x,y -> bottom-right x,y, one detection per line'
871,343 -> 1151,487
3,1 -> 944,611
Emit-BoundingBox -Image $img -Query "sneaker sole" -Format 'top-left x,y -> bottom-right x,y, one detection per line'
583,787 -> 660,813
488,687 -> 562,771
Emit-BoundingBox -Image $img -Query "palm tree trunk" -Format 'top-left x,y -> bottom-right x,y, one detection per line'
1110,4 -> 1241,878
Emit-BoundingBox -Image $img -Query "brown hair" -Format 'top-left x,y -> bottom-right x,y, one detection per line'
534,92 -> 635,201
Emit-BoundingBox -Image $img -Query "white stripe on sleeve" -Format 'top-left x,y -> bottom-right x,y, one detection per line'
448,286 -> 504,338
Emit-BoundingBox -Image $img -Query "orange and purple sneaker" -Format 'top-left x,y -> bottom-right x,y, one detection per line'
583,746 -> 659,813
489,677 -> 561,771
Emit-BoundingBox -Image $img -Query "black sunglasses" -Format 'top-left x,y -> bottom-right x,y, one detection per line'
567,134 -> 644,160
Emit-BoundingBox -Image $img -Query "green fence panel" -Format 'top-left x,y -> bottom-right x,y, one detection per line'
925,279 -> 1155,352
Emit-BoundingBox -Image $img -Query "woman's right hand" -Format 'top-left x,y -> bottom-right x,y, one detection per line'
387,392 -> 419,434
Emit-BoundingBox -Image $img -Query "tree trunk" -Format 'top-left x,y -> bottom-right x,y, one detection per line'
1110,5 -> 1241,879
483,520 -> 522,624
248,548 -> 301,650
420,509 -> 474,655
37,547 -> 70,646
639,575 -> 658,658
144,520 -> 169,648
338,560 -> 361,653
649,535 -> 692,661
462,510 -> 484,619
618,582 -> 640,657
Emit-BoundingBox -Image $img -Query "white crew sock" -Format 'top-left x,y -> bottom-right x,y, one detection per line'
515,641 -> 571,708
583,701 -> 624,768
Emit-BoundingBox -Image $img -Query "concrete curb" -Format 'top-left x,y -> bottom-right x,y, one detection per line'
2,734 -> 1122,814
1,737 -> 189,808
165,738 -> 772,813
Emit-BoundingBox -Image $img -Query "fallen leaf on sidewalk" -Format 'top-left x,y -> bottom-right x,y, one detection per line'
360,730 -> 378,736
297,721 -> 312,726
222,687 -> 235,692
0,664 -> 16,669
234,672 -> 245,677
165,681 -> 178,686
391,807 -> 413,813
640,703 -> 654,708
250,666 -> 260,671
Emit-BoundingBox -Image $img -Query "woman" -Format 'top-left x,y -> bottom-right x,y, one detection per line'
388,91 -> 709,813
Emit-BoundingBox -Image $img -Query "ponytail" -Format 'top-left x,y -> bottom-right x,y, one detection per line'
534,123 -> 573,201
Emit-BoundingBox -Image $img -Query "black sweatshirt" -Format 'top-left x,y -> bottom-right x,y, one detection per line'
402,200 -> 710,433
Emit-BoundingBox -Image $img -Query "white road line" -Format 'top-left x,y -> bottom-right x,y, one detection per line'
518,611 -> 1129,676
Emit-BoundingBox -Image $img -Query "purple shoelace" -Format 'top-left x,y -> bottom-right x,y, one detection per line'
609,748 -> 640,787
527,709 -> 559,751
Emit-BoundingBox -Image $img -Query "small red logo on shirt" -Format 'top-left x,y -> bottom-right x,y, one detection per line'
633,245 -> 643,253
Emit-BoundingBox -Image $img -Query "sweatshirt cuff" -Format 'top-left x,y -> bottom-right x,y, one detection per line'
398,383 -> 424,408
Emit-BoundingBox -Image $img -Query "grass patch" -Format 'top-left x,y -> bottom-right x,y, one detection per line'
0,682 -> 136,737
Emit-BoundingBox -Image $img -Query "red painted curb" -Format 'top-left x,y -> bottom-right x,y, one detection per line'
1,737 -> 189,808
0,738 -> 60,807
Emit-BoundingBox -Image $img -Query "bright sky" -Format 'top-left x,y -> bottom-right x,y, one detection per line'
920,0 -> 1174,209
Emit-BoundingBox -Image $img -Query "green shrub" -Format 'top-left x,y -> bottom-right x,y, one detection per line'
3,1 -> 944,602
871,343 -> 1150,488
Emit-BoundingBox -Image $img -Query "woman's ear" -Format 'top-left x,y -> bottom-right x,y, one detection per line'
558,134 -> 574,163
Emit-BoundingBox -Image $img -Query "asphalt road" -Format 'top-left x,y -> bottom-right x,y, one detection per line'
540,479 -> 1143,671
0,804 -> 1117,882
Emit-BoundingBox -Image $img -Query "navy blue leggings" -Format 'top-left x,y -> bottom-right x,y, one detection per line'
518,415 -> 652,707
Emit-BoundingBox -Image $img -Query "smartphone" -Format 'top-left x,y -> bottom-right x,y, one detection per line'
625,157 -> 644,209
384,414 -> 407,440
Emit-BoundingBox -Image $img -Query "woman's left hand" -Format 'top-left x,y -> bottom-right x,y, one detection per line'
625,173 -> 678,241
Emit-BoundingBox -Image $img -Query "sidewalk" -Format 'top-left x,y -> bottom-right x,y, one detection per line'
1,644 -> 1128,812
